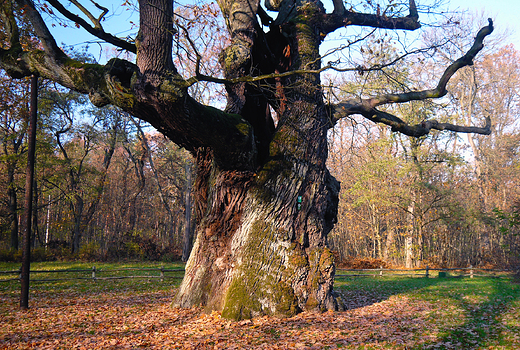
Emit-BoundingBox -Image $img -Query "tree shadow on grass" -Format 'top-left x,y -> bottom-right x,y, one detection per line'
418,277 -> 520,349
334,275 -> 444,310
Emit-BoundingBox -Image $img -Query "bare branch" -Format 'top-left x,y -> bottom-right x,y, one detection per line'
186,42 -> 445,87
331,20 -> 494,137
176,22 -> 202,78
368,19 -> 494,107
322,0 -> 420,35
68,0 -> 108,29
46,0 -> 136,53
91,1 -> 109,23
69,0 -> 99,28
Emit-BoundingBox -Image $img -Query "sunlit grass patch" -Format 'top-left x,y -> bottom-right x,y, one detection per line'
0,261 -> 185,296
334,275 -> 520,348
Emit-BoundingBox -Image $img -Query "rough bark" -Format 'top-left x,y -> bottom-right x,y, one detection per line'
8,166 -> 19,250
181,161 -> 193,262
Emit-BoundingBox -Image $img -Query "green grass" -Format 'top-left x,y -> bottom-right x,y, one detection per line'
0,261 -> 185,295
336,276 -> 520,349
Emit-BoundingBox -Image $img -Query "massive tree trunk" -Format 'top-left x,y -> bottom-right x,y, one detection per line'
173,0 -> 341,318
175,89 -> 341,319
0,0 -> 493,320
175,160 -> 340,319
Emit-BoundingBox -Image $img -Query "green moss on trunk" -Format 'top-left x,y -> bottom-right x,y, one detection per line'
221,219 -> 301,320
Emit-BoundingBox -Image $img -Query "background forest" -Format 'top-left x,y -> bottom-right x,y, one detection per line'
0,5 -> 519,269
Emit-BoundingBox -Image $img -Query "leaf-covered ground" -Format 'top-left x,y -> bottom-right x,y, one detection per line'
1,268 -> 519,349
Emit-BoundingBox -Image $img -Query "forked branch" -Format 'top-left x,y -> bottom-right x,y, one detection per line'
46,0 -> 136,53
324,0 -> 420,35
332,19 -> 494,137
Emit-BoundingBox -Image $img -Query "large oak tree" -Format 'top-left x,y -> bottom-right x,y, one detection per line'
0,0 -> 493,319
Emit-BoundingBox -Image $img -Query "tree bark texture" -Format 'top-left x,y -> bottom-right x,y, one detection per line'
173,0 -> 342,319
181,161 -> 193,262
8,166 -> 18,250
0,0 -> 493,319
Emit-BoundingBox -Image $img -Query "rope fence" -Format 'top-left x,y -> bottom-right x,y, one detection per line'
0,265 -> 515,283
0,266 -> 185,283
335,266 -> 515,279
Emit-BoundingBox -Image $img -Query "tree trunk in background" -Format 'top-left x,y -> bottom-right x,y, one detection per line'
383,222 -> 395,262
182,161 -> 193,262
31,177 -> 39,247
72,195 -> 84,254
8,166 -> 18,250
45,195 -> 51,247
405,200 -> 414,269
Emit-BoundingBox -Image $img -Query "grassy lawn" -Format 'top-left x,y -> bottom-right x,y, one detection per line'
336,276 -> 520,348
1,262 -> 519,349
0,261 -> 185,296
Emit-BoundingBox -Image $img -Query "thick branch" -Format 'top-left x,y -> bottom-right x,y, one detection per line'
409,0 -> 418,20
332,101 -> 491,136
46,0 -> 136,53
368,19 -> 494,107
17,0 -> 63,57
332,0 -> 345,15
367,107 -> 490,136
331,19 -> 494,137
323,0 -> 420,35
0,1 -> 19,47
1,0 -> 256,171
0,0 -> 67,77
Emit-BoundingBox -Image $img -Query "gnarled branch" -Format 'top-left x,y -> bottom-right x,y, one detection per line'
368,19 -> 494,107
331,19 -> 494,137
46,0 -> 136,53
0,0 -> 19,47
323,0 -> 420,35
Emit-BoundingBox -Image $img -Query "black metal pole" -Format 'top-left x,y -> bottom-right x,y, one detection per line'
20,75 -> 38,310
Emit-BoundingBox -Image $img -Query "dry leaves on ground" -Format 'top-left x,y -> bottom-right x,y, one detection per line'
0,289 -> 439,349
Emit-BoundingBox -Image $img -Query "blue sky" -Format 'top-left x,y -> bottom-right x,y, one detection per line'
449,0 -> 519,46
46,0 -> 519,61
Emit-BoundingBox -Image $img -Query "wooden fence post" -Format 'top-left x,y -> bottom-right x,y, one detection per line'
92,266 -> 96,281
470,265 -> 474,279
379,266 -> 383,277
160,266 -> 164,282
425,266 -> 429,278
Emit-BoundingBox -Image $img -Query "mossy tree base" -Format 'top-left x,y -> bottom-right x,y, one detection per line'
175,191 -> 339,320
174,113 -> 340,319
